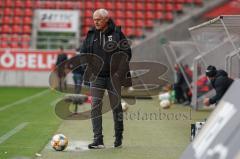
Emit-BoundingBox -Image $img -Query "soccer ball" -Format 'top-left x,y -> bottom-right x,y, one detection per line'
51,134 -> 68,151
160,100 -> 171,109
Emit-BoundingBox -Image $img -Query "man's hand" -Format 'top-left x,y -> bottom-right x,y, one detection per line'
203,98 -> 210,106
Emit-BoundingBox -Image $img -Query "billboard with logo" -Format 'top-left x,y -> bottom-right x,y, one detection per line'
36,9 -> 79,32
0,49 -> 74,71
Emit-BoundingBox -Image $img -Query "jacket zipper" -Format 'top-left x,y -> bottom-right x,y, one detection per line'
100,31 -> 102,46
103,34 -> 106,49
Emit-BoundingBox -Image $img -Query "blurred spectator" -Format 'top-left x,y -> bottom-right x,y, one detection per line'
203,65 -> 234,106
55,46 -> 68,91
72,53 -> 85,94
183,64 -> 192,105
196,75 -> 211,97
173,64 -> 192,105
173,64 -> 187,104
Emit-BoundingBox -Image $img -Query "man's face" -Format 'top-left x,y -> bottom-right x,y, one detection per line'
93,13 -> 108,30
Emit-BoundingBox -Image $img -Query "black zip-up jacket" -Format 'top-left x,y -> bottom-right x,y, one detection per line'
209,70 -> 234,104
80,19 -> 132,87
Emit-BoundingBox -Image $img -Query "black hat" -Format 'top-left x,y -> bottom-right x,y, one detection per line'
205,65 -> 217,77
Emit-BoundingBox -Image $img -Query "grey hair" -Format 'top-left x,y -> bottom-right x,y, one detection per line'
93,9 -> 109,18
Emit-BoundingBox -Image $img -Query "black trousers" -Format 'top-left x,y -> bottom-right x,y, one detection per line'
90,76 -> 123,140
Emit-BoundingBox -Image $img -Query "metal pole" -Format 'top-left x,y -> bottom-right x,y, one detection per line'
191,56 -> 201,110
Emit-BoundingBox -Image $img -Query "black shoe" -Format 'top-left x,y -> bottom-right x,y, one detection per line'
114,135 -> 123,148
88,138 -> 105,149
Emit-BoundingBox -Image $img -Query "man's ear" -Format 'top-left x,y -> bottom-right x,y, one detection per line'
105,17 -> 110,23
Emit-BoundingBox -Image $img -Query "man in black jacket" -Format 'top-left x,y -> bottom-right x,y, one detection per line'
80,9 -> 132,149
203,65 -> 233,106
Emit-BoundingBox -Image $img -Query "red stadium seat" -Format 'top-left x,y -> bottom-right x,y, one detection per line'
124,28 -> 134,37
126,11 -> 134,19
44,1 -> 55,9
55,1 -> 63,9
35,1 -> 43,8
64,1 -> 75,9
125,19 -> 135,27
146,3 -> 154,10
21,43 -> 30,49
13,16 -> 22,25
165,3 -> 173,12
76,1 -> 84,9
22,35 -> 31,42
176,0 -> 184,3
12,25 -> 22,34
25,9 -> 33,17
135,29 -> 144,37
115,19 -> 124,26
115,11 -> 125,19
126,2 -> 135,10
83,18 -> 93,26
14,8 -> 23,16
11,34 -> 20,42
184,0 -> 194,3
25,0 -> 33,8
166,0 -> 173,3
155,3 -> 164,11
165,12 -> 174,21
85,1 -> 94,9
175,4 -> 183,12
0,34 -> 9,42
135,11 -> 145,19
23,25 -> 31,34
5,0 -> 14,8
10,43 -> 19,48
145,20 -> 154,28
146,11 -> 155,20
116,2 -> 124,10
155,12 -> 164,20
15,0 -> 24,8
0,42 -> 9,48
0,1 -> 4,8
95,1 -> 104,9
4,8 -> 13,16
108,11 -> 115,18
136,3 -> 144,10
85,10 -> 93,18
105,2 -> 114,10
2,16 -> 12,24
136,19 -> 144,27
2,25 -> 12,33
194,0 -> 203,5
23,17 -> 32,25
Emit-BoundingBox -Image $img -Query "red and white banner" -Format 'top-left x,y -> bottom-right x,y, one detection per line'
0,49 -> 74,71
37,9 -> 79,32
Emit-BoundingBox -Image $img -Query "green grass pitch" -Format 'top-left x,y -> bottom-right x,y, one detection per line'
0,87 -> 211,159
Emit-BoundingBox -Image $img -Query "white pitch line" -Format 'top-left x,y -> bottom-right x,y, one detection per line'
0,89 -> 49,112
0,122 -> 29,144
